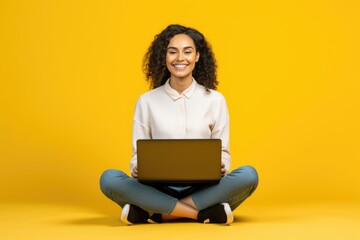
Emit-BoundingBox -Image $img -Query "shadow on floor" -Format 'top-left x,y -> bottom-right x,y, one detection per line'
234,214 -> 301,224
61,216 -> 126,227
60,213 -> 299,227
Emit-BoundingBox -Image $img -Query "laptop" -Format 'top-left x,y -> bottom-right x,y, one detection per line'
137,139 -> 222,185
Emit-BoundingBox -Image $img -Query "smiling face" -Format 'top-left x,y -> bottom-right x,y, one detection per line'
166,34 -> 200,83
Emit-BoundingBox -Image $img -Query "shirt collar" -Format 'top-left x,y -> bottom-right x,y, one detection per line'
164,78 -> 198,100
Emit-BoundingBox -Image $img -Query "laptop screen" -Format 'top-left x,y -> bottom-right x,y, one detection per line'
137,139 -> 222,184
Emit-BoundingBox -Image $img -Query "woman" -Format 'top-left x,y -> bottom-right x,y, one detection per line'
100,24 -> 258,225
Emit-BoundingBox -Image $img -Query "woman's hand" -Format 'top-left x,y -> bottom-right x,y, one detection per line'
221,162 -> 226,177
131,165 -> 138,178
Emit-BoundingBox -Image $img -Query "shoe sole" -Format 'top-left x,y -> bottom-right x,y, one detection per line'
120,204 -> 133,225
221,203 -> 234,224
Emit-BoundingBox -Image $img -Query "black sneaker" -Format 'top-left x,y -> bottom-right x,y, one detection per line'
197,203 -> 233,224
120,204 -> 162,225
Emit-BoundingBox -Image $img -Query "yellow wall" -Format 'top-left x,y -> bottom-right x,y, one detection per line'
1,0 -> 359,208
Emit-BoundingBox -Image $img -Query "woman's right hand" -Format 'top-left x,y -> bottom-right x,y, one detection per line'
131,165 -> 138,178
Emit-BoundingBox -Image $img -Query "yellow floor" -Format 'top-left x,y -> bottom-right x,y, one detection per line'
1,202 -> 359,240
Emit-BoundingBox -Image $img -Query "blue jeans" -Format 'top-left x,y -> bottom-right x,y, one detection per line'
100,166 -> 258,215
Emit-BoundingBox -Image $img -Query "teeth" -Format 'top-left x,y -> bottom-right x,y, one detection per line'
173,64 -> 187,69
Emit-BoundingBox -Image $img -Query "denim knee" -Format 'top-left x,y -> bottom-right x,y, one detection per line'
231,165 -> 259,188
99,169 -> 127,194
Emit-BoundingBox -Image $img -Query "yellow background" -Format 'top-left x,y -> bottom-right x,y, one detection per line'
1,0 -> 359,213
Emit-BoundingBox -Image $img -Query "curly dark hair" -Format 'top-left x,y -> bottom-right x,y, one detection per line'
143,24 -> 218,90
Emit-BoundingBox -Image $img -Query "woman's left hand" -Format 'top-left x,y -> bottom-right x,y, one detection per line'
221,162 -> 226,177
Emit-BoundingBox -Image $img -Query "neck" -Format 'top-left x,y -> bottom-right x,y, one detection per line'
169,76 -> 193,94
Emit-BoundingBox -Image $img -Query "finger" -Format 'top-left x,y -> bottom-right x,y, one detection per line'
131,166 -> 138,178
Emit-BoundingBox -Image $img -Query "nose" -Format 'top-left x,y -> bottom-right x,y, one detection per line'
177,52 -> 185,61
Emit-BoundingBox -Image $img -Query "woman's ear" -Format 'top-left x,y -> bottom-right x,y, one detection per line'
196,52 -> 200,62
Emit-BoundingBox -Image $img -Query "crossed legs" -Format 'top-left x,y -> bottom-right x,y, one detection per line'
100,166 -> 258,222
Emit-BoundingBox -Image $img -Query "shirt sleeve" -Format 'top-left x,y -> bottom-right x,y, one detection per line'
211,94 -> 231,174
130,97 -> 151,172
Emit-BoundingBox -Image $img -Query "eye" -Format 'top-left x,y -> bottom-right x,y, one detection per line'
168,51 -> 177,55
184,51 -> 192,55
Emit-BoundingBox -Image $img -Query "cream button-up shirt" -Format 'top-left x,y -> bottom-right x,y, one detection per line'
130,79 -> 231,174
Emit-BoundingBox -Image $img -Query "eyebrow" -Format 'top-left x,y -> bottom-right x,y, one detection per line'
167,46 -> 195,50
